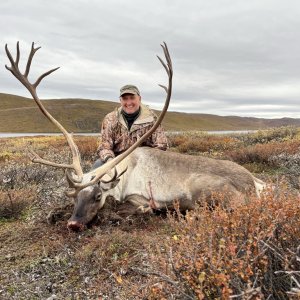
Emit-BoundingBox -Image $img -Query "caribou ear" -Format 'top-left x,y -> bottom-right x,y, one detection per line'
100,179 -> 120,191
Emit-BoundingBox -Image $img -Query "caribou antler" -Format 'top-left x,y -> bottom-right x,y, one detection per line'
66,42 -> 173,196
5,42 -> 84,181
5,41 -> 172,197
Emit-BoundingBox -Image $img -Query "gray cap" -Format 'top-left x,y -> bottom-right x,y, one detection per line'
120,84 -> 140,96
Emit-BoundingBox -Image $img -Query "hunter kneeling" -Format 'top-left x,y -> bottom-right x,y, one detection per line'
94,84 -> 168,169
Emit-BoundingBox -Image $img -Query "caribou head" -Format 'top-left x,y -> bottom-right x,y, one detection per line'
5,42 -> 172,230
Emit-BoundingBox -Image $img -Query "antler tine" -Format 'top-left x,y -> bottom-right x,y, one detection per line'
65,169 -> 82,186
65,188 -> 77,198
101,167 -> 118,183
157,43 -> 173,79
100,166 -> 128,184
5,42 -> 84,181
5,44 -> 17,72
158,84 -> 168,93
156,55 -> 169,76
24,42 -> 40,78
16,42 -> 20,66
114,166 -> 128,181
34,67 -> 60,89
28,149 -> 75,169
64,169 -> 87,197
66,165 -> 129,198
66,42 -> 173,194
161,42 -> 172,69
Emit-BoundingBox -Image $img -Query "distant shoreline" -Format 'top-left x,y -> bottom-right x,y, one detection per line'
0,130 -> 257,138
0,133 -> 99,138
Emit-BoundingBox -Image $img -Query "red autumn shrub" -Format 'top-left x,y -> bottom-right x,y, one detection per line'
225,140 -> 300,165
164,187 -> 300,298
169,134 -> 240,154
75,136 -> 99,160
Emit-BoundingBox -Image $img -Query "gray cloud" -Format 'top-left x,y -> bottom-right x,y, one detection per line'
1,0 -> 300,118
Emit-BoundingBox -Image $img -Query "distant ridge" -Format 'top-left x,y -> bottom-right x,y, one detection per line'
1,93 -> 300,132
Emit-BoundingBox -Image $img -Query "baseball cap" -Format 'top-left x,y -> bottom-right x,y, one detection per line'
120,84 -> 140,96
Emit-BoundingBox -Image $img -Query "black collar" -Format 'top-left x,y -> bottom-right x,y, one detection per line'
121,107 -> 141,130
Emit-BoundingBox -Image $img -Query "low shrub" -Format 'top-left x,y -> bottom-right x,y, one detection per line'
169,134 -> 240,154
237,126 -> 299,146
75,136 -> 99,161
164,188 -> 300,298
0,151 -> 14,162
0,187 -> 37,219
225,140 -> 300,166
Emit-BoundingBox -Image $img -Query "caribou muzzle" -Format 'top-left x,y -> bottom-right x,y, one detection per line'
67,220 -> 85,231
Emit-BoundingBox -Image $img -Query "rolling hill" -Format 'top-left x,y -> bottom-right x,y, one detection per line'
1,92 -> 300,132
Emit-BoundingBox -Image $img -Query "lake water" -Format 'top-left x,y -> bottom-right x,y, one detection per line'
0,130 -> 256,138
168,130 -> 256,135
0,132 -> 99,138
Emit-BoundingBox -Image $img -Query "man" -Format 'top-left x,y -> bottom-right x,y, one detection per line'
96,84 -> 168,166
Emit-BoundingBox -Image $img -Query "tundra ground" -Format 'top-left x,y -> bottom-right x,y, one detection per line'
1,128 -> 300,299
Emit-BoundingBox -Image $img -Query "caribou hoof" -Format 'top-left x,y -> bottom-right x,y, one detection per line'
136,204 -> 154,214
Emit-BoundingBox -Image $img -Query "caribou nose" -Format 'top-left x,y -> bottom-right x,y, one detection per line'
67,220 -> 85,231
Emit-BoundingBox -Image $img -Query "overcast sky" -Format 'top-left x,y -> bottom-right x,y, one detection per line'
1,0 -> 300,118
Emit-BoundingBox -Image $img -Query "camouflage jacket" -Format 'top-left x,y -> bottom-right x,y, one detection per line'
97,104 -> 168,161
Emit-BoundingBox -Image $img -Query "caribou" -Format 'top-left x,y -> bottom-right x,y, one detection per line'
5,42 -> 265,231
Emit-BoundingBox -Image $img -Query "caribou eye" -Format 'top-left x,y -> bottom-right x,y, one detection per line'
95,193 -> 102,202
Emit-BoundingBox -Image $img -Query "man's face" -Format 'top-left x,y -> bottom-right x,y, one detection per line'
120,93 -> 141,114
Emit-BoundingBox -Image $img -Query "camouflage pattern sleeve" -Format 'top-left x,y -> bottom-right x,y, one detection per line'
150,123 -> 169,150
97,114 -> 116,161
